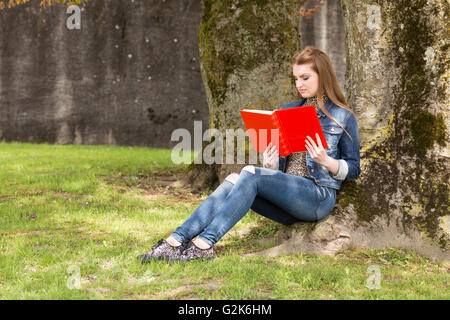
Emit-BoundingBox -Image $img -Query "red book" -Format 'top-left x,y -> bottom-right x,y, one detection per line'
239,105 -> 329,157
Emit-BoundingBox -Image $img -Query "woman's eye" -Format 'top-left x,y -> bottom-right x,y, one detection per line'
303,77 -> 309,81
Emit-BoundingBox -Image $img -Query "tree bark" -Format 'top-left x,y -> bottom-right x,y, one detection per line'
185,0 -> 449,261
182,0 -> 302,190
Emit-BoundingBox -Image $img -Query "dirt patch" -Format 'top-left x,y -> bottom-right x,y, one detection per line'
79,230 -> 111,239
102,172 -> 207,204
6,188 -> 94,200
0,227 -> 87,236
86,287 -> 113,295
147,279 -> 223,299
101,172 -> 182,187
33,244 -> 54,251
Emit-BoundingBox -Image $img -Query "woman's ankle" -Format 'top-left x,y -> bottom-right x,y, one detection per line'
166,236 -> 182,247
193,238 -> 211,250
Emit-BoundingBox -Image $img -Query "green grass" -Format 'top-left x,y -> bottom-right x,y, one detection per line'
0,142 -> 448,299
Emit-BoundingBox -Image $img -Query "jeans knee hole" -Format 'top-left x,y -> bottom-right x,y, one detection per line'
225,173 -> 239,184
242,165 -> 255,174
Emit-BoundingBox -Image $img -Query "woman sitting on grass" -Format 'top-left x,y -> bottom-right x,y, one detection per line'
138,46 -> 361,263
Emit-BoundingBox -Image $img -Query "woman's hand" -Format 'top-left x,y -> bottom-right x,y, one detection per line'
263,142 -> 279,170
305,133 -> 329,166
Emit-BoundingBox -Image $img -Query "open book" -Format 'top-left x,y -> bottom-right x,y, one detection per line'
239,105 -> 328,157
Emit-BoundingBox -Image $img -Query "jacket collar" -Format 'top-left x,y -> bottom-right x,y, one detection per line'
300,97 -> 332,118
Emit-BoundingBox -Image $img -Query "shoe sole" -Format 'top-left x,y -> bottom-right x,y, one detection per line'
137,255 -> 184,263
179,256 -> 215,263
138,255 -> 215,263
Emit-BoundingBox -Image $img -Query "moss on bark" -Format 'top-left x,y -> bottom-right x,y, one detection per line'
187,0 -> 302,181
340,0 -> 449,250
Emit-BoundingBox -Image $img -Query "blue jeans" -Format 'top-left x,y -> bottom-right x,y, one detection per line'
171,166 -> 336,247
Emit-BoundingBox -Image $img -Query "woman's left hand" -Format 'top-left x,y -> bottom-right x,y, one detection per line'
305,133 -> 329,166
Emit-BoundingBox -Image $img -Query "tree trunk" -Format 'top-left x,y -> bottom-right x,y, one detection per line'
184,0 -> 449,261
182,0 -> 302,190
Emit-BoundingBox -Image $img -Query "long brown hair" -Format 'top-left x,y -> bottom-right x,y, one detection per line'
292,46 -> 353,141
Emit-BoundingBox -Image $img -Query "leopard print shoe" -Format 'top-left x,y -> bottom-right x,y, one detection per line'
137,239 -> 186,263
178,241 -> 215,262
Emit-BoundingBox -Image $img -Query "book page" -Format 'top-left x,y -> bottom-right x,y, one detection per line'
241,109 -> 274,115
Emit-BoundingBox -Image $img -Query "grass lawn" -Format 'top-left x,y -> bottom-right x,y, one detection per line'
0,142 -> 448,300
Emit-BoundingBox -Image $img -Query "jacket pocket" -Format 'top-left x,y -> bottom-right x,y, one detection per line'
322,125 -> 343,150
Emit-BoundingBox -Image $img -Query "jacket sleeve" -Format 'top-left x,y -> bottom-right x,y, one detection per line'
335,112 -> 361,181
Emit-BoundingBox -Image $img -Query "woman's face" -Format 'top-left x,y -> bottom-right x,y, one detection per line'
293,63 -> 319,98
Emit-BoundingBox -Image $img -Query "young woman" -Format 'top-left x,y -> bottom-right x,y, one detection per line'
137,46 -> 361,263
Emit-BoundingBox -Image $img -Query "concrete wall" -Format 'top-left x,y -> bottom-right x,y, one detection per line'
0,0 -> 209,149
0,0 -> 346,149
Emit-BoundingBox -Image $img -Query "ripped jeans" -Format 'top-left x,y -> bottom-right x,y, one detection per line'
170,166 -> 336,247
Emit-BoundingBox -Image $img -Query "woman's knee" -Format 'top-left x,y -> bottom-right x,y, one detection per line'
241,165 -> 256,174
224,173 -> 239,185
225,166 -> 258,185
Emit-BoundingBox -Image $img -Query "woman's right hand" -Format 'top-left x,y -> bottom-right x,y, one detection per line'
263,142 -> 279,170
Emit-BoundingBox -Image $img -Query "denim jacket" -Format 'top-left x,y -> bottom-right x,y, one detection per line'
277,98 -> 361,190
